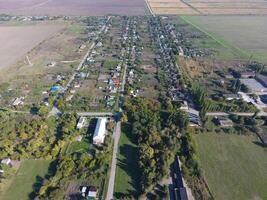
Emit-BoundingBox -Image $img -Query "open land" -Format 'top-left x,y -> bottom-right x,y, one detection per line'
0,0 -> 145,16
182,15 -> 267,63
194,133 -> 267,200
0,23 -> 64,70
1,160 -> 51,200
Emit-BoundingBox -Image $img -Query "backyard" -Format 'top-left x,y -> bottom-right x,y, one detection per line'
194,132 -> 267,200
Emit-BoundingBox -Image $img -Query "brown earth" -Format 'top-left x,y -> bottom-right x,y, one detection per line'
0,0 -> 145,16
0,23 -> 64,70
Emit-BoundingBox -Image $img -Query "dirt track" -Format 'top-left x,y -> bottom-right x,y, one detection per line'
0,0 -> 145,16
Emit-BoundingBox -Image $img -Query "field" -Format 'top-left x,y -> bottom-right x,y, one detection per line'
1,160 -> 51,200
114,124 -> 141,199
194,133 -> 267,200
0,0 -> 145,16
182,16 -> 267,63
0,23 -> 64,70
147,0 -> 267,15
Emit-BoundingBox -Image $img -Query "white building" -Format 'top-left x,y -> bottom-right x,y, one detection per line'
1,158 -> 11,165
76,117 -> 86,130
93,118 -> 107,145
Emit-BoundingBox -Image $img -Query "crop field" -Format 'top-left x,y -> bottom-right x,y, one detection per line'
182,16 -> 267,63
0,23 -> 64,70
0,0 -> 145,16
147,0 -> 267,15
194,133 -> 267,200
1,160 -> 51,200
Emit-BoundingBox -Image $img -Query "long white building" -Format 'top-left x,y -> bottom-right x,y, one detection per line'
93,118 -> 107,145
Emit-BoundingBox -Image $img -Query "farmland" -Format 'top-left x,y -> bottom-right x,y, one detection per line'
0,0 -> 145,16
0,23 -> 64,70
182,15 -> 267,63
194,133 -> 267,200
147,0 -> 267,15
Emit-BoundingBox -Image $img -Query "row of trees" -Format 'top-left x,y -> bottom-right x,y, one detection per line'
124,97 -> 189,195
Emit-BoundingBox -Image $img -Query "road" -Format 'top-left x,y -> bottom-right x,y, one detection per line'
77,112 -> 113,117
120,63 -> 127,92
145,0 -> 155,17
106,121 -> 121,200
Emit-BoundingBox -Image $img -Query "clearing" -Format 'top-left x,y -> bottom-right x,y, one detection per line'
194,132 -> 267,200
1,160 -> 51,200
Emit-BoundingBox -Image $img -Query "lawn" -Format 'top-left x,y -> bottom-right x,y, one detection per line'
2,160 -> 51,200
194,133 -> 267,200
182,16 -> 267,63
114,123 -> 141,198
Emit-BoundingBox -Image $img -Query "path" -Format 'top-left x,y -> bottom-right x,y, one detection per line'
106,121 -> 121,200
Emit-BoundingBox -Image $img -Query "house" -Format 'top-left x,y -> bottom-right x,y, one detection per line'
216,117 -> 233,127
12,97 -> 24,106
1,158 -> 11,166
241,79 -> 267,92
256,75 -> 267,88
241,71 -> 255,78
93,118 -> 107,145
77,117 -> 86,130
224,93 -> 241,101
87,186 -> 98,200
81,186 -> 88,197
180,101 -> 189,111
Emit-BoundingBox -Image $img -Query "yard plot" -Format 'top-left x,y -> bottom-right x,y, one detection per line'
114,124 -> 141,199
0,23 -> 63,70
194,133 -> 267,200
183,16 -> 267,63
1,160 -> 51,200
0,0 -> 145,16
0,21 -> 86,107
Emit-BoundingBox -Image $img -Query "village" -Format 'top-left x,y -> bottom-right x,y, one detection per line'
0,14 -> 267,200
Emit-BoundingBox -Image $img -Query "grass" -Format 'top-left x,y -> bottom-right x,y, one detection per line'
2,160 -> 51,200
114,123 -> 141,198
194,132 -> 267,200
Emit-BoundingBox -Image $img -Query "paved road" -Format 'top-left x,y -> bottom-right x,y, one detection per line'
106,121 -> 121,200
145,0 -> 155,17
77,112 -> 113,117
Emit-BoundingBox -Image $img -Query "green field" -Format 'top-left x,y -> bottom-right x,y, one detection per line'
2,160 -> 51,200
195,133 -> 267,200
182,16 -> 267,63
114,124 -> 141,199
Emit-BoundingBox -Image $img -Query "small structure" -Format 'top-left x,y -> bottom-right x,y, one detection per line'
224,94 -> 241,101
180,101 -> 189,111
12,97 -> 24,106
1,158 -> 11,166
216,117 -> 233,127
241,71 -> 255,78
87,186 -> 98,200
93,118 -> 107,145
77,117 -> 86,130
